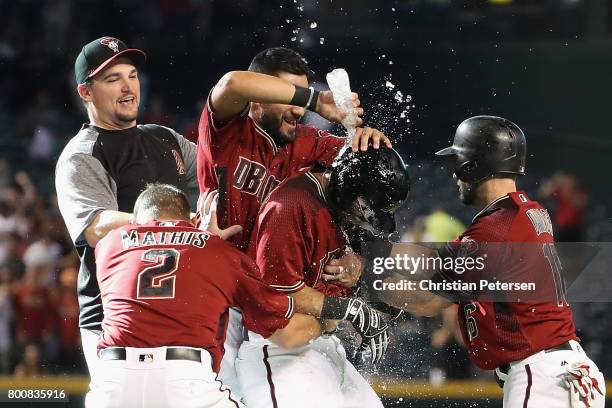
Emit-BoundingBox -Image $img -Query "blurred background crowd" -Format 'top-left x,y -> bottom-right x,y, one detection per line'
0,0 -> 611,388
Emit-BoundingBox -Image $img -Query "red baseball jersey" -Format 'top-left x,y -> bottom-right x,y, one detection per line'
248,172 -> 352,298
437,191 -> 577,369
94,220 -> 293,372
197,97 -> 345,251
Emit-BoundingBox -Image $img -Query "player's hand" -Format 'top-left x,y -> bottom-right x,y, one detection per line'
351,127 -> 392,152
198,190 -> 242,240
343,298 -> 390,364
323,249 -> 364,288
563,362 -> 604,408
315,91 -> 364,126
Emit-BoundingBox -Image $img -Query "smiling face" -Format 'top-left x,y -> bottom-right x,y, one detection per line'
77,57 -> 140,130
250,71 -> 308,146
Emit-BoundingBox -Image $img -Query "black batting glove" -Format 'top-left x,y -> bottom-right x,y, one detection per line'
321,297 -> 391,364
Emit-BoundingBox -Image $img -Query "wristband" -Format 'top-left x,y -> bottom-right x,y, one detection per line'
320,296 -> 351,320
307,88 -> 319,111
289,86 -> 320,112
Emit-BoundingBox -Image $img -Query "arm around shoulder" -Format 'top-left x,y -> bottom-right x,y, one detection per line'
83,210 -> 133,247
55,152 -> 123,247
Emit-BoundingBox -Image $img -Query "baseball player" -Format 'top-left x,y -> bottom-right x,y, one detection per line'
196,46 -> 391,395
375,116 -> 605,407
237,146 -> 410,408
87,183 -> 316,408
55,36 -> 197,379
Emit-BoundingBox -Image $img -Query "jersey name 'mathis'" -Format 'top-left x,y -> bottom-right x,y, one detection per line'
121,229 -> 210,250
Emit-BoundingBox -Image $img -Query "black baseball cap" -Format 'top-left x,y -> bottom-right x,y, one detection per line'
74,36 -> 147,84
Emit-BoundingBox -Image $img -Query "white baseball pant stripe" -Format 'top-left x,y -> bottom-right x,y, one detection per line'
85,346 -> 243,408
236,333 -> 383,408
502,340 -> 606,408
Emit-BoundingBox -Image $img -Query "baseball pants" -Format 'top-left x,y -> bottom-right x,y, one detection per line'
81,328 -> 101,380
218,308 -> 245,400
500,340 -> 606,408
236,333 -> 383,408
85,346 -> 243,408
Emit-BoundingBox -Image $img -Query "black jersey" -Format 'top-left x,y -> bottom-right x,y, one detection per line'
55,123 -> 197,330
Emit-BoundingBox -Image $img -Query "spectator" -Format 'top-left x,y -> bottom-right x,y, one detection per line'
0,267 -> 13,374
22,221 -> 62,284
0,232 -> 25,279
0,201 -> 28,239
51,266 -> 82,373
12,266 -> 56,347
539,172 -> 589,242
14,343 -> 46,378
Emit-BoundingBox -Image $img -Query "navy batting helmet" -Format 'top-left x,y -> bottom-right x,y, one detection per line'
436,115 -> 527,184
327,146 -> 410,235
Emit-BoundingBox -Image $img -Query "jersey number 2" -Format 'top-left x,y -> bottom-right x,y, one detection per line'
137,249 -> 180,299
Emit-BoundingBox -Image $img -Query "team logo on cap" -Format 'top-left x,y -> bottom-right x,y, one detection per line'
100,37 -> 120,53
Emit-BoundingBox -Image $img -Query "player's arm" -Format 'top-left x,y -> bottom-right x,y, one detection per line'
234,255 -> 315,347
268,313 -> 336,349
55,152 -> 129,248
84,211 -> 132,247
210,71 -> 363,125
326,243 -> 453,317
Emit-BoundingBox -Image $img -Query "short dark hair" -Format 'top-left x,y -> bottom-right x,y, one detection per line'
133,183 -> 191,223
248,47 -> 313,79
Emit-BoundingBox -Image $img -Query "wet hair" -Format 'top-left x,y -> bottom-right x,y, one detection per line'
133,183 -> 191,223
248,47 -> 313,79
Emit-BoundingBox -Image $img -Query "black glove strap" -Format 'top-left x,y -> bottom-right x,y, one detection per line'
320,296 -> 351,320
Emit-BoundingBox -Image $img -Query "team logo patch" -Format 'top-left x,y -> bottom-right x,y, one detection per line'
172,149 -> 186,175
100,37 -> 120,53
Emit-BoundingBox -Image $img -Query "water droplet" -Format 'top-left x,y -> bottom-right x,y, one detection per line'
291,37 -> 297,42
385,81 -> 395,89
319,37 -> 325,44
310,22 -> 318,29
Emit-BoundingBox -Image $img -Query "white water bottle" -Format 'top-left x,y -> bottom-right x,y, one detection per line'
326,68 -> 357,143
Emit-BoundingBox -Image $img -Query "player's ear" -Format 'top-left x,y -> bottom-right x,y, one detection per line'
250,102 -> 263,119
77,82 -> 93,103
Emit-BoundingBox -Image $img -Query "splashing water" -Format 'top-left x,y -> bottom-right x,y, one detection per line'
326,68 -> 358,145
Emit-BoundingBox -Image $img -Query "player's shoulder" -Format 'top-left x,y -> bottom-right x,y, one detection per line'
466,191 -> 551,241
57,125 -> 100,163
264,171 -> 327,212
